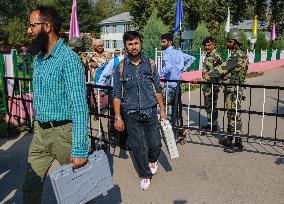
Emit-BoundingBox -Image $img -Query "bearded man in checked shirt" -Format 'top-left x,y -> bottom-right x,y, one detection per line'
22,6 -> 89,203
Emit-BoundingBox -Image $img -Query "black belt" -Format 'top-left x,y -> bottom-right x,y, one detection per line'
38,120 -> 72,129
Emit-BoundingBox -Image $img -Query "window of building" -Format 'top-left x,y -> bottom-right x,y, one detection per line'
113,40 -> 117,48
113,25 -> 116,33
105,40 -> 110,48
124,24 -> 129,32
105,25 -> 109,34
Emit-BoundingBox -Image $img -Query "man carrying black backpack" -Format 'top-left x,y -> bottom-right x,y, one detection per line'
112,31 -> 166,190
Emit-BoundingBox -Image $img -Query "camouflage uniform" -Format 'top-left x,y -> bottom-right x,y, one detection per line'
210,49 -> 248,134
202,49 -> 223,126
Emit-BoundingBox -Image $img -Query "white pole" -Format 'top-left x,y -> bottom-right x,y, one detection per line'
29,81 -> 33,124
260,88 -> 266,138
166,82 -> 169,116
187,82 -> 191,127
199,48 -> 202,70
19,80 -> 22,123
155,48 -> 158,65
211,83 -> 214,131
97,89 -> 101,148
234,86 -> 239,134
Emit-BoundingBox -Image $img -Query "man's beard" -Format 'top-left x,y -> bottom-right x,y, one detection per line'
161,46 -> 167,50
126,49 -> 141,58
31,30 -> 49,55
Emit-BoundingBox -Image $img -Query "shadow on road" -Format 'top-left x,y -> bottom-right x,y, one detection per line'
185,131 -> 284,157
173,200 -> 188,204
275,156 -> 284,165
0,131 -> 32,204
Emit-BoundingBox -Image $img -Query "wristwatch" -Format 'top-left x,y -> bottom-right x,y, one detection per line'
115,116 -> 121,122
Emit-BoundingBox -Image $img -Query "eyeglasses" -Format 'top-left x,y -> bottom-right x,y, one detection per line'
29,22 -> 45,29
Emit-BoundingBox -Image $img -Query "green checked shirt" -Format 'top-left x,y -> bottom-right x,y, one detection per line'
33,38 -> 89,158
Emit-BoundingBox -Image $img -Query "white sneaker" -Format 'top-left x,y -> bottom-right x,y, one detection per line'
149,161 -> 158,175
140,178 -> 151,190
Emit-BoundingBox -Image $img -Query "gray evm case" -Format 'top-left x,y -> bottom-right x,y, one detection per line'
49,150 -> 114,204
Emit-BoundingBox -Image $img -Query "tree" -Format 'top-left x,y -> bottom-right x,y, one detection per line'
126,0 -> 153,31
270,39 -> 279,50
255,0 -> 267,22
278,36 -> 284,50
240,30 -> 249,51
229,0 -> 249,24
3,18 -> 30,49
255,32 -> 269,51
216,23 -> 227,51
192,22 -> 210,51
56,0 -> 100,34
271,0 -> 284,36
81,34 -> 93,52
0,0 -> 27,23
142,10 -> 169,59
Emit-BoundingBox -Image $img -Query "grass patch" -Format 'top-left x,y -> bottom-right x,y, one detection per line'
181,83 -> 200,92
246,71 -> 264,78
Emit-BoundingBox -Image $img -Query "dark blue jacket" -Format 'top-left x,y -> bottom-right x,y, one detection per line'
112,57 -> 162,110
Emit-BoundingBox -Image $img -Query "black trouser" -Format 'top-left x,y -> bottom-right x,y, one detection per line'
123,108 -> 161,179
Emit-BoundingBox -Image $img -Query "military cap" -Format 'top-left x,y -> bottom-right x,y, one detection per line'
227,29 -> 244,44
68,37 -> 83,48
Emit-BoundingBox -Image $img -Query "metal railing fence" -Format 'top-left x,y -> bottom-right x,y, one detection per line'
162,79 -> 284,143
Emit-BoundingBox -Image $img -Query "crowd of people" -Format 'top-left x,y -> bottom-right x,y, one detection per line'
22,5 -> 249,202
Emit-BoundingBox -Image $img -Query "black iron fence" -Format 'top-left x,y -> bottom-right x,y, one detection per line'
3,74 -> 284,147
162,79 -> 284,143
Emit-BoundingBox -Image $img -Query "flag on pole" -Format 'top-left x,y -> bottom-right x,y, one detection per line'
271,22 -> 276,41
174,0 -> 184,35
225,7 -> 230,33
69,0 -> 80,39
252,15 -> 258,38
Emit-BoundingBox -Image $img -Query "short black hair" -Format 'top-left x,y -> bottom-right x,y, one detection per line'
202,36 -> 215,46
32,5 -> 62,36
123,31 -> 142,46
160,33 -> 173,42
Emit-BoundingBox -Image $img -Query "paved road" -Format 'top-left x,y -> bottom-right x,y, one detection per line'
1,67 -> 284,204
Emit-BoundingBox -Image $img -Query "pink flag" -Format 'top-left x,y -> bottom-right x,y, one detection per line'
69,0 -> 80,39
271,22 -> 276,41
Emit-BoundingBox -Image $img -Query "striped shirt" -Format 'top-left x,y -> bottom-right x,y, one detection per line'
33,38 -> 89,158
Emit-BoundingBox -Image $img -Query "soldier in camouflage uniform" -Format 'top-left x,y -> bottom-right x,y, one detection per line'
209,29 -> 248,153
68,37 -> 89,72
202,37 -> 223,131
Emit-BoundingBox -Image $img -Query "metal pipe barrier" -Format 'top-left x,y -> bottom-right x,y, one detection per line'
3,77 -> 33,129
161,79 -> 284,143
86,83 -> 115,151
2,76 -> 116,150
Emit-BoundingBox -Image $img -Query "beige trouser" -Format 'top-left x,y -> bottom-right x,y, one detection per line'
22,121 -> 72,204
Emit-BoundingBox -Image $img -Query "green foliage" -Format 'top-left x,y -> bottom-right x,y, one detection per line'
246,71 -> 263,78
81,34 -> 93,52
0,0 -> 29,23
192,22 -> 210,51
216,23 -> 227,51
240,30 -> 250,51
56,0 -> 100,34
255,32 -> 269,51
270,39 -> 279,50
271,0 -> 284,36
142,10 -> 169,59
3,18 -> 30,49
255,0 -> 267,22
278,36 -> 284,50
126,0 -> 154,31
